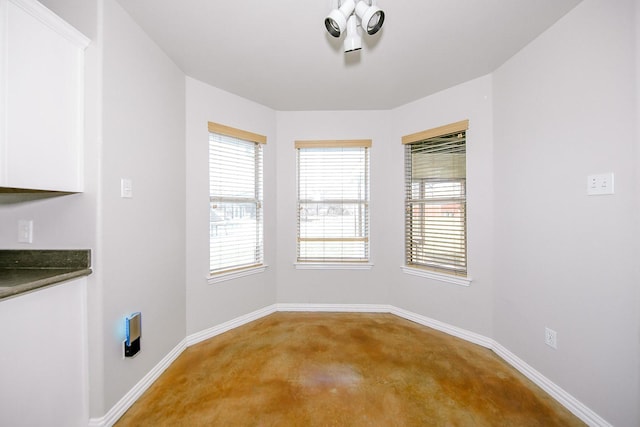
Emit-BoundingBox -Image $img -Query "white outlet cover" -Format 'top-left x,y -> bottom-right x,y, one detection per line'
544,327 -> 557,349
18,220 -> 33,243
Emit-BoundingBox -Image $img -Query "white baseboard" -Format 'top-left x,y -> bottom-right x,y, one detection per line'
491,342 -> 611,427
389,306 -> 494,349
387,307 -> 610,427
90,303 -> 611,427
276,303 -> 391,313
88,338 -> 187,427
185,304 -> 278,347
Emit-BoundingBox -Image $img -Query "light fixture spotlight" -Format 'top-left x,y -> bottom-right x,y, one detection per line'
325,0 -> 385,53
355,0 -> 384,35
325,0 -> 356,38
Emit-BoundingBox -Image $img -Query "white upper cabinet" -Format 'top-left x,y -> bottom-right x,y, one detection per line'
0,0 -> 89,192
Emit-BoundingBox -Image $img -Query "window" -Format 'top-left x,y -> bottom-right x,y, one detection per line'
295,140 -> 370,264
403,120 -> 468,279
208,122 -> 265,276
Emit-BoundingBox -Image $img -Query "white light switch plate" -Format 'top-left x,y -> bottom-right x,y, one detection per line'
587,173 -> 614,195
121,178 -> 133,198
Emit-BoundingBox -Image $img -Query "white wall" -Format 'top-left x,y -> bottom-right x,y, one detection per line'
100,0 -> 186,412
636,0 -> 640,414
275,110 -> 392,305
274,96 -> 492,331
0,193 -> 95,246
35,0 -> 97,39
185,77 -> 277,335
492,0 -> 639,425
0,278 -> 88,426
389,76 -> 495,337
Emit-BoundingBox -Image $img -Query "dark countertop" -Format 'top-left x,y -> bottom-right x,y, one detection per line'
0,250 -> 92,300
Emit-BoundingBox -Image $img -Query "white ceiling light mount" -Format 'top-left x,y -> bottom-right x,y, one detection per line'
343,15 -> 362,52
325,0 -> 385,53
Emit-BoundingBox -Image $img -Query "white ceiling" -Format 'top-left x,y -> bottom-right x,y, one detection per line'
115,0 -> 582,111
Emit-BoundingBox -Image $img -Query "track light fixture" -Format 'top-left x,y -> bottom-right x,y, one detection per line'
325,0 -> 385,53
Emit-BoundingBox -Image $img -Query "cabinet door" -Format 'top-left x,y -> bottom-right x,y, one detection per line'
1,0 -> 89,192
0,278 -> 89,426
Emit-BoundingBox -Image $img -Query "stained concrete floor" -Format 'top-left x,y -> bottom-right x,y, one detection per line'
116,312 -> 585,426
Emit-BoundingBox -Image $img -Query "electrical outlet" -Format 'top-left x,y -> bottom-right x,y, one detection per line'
18,220 -> 33,243
544,327 -> 557,349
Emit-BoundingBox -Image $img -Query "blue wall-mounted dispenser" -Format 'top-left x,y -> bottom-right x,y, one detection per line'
124,312 -> 141,358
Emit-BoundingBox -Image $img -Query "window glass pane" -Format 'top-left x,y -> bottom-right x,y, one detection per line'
297,146 -> 369,262
299,202 -> 367,238
405,131 -> 467,276
210,134 -> 258,199
209,133 -> 263,274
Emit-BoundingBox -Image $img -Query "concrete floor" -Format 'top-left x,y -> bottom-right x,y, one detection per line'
116,312 -> 584,426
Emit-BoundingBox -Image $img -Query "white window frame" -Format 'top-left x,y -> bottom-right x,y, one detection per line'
295,139 -> 372,269
208,122 -> 266,281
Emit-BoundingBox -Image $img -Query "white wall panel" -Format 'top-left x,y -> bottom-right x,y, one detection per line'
493,0 -> 639,424
185,77 -> 277,335
390,75 -> 495,338
275,110 -> 392,306
100,0 -> 186,412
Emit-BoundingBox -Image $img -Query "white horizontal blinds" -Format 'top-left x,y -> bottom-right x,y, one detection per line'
404,121 -> 468,276
296,140 -> 371,263
209,123 -> 264,275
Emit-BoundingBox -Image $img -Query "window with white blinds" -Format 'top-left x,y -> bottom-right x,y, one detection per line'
296,140 -> 370,263
209,122 -> 265,275
403,120 -> 468,277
